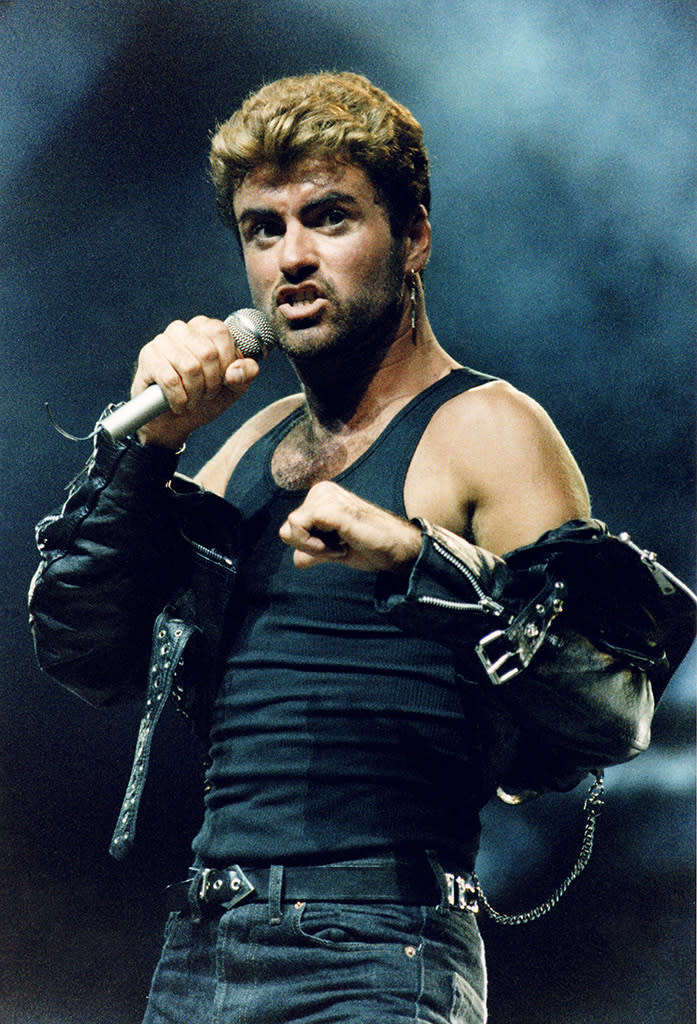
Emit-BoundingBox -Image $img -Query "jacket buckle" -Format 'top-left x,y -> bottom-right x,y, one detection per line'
475,629 -> 522,684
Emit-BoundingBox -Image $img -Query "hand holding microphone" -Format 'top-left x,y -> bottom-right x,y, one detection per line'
102,308 -> 276,448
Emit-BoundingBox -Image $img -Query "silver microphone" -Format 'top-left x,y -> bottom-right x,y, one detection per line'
99,308 -> 276,441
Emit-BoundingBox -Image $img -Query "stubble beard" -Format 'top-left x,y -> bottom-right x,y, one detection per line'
262,247 -> 407,380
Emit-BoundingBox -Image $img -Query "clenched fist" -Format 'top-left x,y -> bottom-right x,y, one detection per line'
279,480 -> 422,573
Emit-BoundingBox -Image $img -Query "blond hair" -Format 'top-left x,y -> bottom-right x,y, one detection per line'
210,71 -> 430,238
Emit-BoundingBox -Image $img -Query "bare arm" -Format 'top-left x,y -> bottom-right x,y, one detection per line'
275,378 -> 689,785
404,379 -> 590,556
463,381 -> 590,554
279,378 -> 590,571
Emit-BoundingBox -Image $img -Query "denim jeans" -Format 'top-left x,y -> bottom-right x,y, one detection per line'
142,898 -> 487,1023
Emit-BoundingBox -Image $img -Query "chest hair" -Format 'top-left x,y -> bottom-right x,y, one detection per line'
270,413 -> 392,491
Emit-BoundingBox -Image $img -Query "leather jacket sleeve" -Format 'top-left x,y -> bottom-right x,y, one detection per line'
376,518 -> 696,793
28,430 -> 185,707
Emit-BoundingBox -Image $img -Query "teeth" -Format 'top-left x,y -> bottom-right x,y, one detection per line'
288,289 -> 316,306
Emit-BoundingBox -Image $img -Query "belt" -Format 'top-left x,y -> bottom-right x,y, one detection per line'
165,860 -> 478,915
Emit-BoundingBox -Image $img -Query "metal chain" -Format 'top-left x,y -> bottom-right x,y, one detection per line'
472,769 -> 605,926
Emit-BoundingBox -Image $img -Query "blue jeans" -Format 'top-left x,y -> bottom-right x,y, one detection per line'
142,898 -> 487,1023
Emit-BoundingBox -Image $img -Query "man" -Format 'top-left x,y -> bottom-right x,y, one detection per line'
28,72 -> 693,1023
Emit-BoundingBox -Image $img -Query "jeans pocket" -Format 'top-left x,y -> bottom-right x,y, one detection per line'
451,970 -> 487,1024
293,901 -> 422,951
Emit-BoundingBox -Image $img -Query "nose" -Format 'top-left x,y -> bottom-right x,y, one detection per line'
279,222 -> 319,281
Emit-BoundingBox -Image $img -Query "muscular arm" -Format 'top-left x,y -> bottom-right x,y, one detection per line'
404,379 -> 590,556
468,382 -> 590,553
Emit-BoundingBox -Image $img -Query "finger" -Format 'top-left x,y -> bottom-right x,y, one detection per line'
279,516 -> 328,552
176,318 -> 235,409
279,517 -> 348,559
292,548 -> 347,570
188,314 -> 238,369
279,484 -> 357,563
223,357 -> 261,392
136,318 -> 231,413
184,317 -> 266,406
134,329 -> 191,413
307,528 -> 346,551
280,482 -> 422,573
282,481 -> 346,533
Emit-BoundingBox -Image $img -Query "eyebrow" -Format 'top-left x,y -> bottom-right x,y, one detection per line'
236,190 -> 362,229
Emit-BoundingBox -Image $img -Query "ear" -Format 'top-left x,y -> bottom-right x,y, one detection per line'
404,204 -> 431,273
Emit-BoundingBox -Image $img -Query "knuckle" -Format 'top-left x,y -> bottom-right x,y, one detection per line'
178,352 -> 204,379
198,342 -> 221,369
189,315 -> 228,342
165,319 -> 189,338
212,320 -> 233,343
310,480 -> 337,502
159,368 -> 182,391
284,509 -> 301,530
145,333 -> 168,356
159,381 -> 183,406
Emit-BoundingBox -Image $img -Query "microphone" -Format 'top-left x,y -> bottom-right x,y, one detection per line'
99,308 -> 276,441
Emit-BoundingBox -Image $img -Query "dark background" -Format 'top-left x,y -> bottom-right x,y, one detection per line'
1,1 -> 695,1021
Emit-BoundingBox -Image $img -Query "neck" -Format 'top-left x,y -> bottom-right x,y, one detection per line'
295,292 -> 459,438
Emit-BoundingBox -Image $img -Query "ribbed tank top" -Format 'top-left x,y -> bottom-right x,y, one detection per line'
192,368 -> 495,869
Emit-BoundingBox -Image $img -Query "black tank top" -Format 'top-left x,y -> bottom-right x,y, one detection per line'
192,368 -> 495,868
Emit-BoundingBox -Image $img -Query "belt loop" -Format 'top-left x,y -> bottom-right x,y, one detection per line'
187,871 -> 204,923
425,850 -> 450,914
268,864 -> 284,925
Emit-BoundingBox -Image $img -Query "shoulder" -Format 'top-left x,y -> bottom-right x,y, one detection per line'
409,375 -> 591,554
440,375 -> 553,429
423,376 -> 570,469
438,375 -> 576,459
195,393 -> 305,495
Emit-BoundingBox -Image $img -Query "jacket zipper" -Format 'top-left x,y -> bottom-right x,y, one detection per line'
426,537 -> 505,615
417,595 -> 502,614
184,534 -> 237,571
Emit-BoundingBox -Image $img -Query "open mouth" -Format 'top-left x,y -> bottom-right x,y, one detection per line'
276,285 -> 326,321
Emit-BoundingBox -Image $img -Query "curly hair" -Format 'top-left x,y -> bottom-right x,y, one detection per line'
210,71 -> 430,239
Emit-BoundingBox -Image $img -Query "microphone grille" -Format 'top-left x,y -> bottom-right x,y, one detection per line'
225,308 -> 276,360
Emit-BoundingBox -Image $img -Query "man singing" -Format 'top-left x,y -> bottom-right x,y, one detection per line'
29,72 -> 694,1023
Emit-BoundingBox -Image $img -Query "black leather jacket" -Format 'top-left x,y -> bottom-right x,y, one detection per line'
28,430 -> 695,859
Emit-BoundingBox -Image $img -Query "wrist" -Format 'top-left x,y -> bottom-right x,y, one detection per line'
136,424 -> 190,451
390,521 -> 423,575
